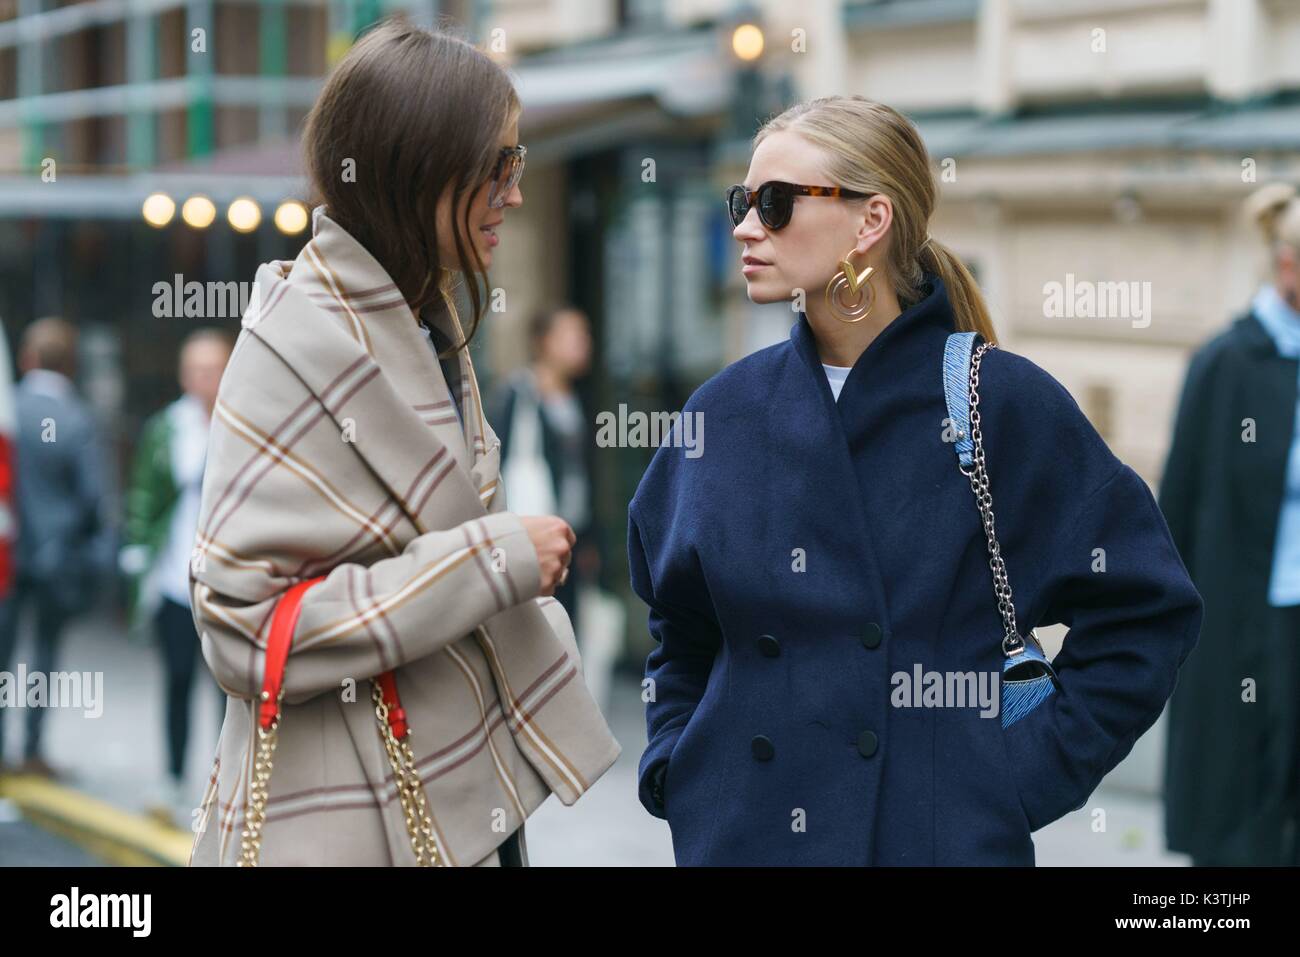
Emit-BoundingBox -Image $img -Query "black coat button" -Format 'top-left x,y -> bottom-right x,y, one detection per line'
861,622 -> 883,649
857,730 -> 879,758
751,735 -> 775,761
756,634 -> 780,657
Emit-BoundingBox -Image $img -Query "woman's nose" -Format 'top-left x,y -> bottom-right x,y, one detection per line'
732,208 -> 763,242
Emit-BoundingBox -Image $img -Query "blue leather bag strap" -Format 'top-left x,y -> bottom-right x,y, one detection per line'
942,331 -> 979,468
942,329 -> 1062,730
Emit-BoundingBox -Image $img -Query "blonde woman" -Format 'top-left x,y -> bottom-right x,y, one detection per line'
1161,183 -> 1300,866
188,18 -> 619,867
629,96 -> 1203,866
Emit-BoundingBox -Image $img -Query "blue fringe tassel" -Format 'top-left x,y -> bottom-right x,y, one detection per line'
1001,666 -> 1056,729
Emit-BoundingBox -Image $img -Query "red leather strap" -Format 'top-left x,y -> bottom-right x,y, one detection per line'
259,576 -> 326,731
375,670 -> 409,739
259,574 -> 412,741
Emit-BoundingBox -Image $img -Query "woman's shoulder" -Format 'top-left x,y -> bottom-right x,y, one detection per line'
975,342 -> 1090,425
211,317 -> 316,420
1188,312 -> 1265,378
973,342 -> 1124,493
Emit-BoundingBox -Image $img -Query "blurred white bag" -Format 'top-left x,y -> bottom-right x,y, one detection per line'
576,584 -> 624,713
500,379 -> 558,517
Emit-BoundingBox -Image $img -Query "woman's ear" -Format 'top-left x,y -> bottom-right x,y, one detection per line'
854,194 -> 893,257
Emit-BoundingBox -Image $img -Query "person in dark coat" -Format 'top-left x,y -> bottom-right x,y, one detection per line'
628,95 -> 1203,866
493,305 -> 604,636
1159,183 -> 1300,866
0,317 -> 113,780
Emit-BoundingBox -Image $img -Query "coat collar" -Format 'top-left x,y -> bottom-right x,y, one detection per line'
791,272 -> 956,405
240,206 -> 501,534
1239,308 -> 1294,359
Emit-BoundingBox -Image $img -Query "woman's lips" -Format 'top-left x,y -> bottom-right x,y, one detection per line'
742,258 -> 769,275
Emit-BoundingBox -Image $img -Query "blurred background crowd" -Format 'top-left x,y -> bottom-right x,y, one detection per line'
0,0 -> 1298,865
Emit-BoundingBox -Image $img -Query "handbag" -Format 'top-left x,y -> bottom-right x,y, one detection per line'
239,575 -> 441,866
501,377 -> 559,517
942,331 -> 1060,730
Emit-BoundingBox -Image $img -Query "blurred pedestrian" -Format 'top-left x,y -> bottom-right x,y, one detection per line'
0,317 -> 112,780
120,327 -> 232,825
494,304 -> 602,634
493,305 -> 623,710
1160,182 -> 1300,866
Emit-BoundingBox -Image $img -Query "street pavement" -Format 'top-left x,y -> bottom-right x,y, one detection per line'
1,606 -> 1189,866
0,819 -> 103,867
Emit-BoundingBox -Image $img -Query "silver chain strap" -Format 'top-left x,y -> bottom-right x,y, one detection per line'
958,341 -> 1027,658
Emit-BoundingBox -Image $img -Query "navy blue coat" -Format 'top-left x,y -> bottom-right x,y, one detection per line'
628,274 -> 1203,865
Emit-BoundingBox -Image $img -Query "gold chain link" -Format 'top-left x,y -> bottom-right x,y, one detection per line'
372,682 -> 441,866
238,690 -> 281,867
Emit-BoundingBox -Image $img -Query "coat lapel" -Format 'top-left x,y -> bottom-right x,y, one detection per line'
241,209 -> 500,537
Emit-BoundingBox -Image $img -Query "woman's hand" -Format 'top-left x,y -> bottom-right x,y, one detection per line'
519,515 -> 575,597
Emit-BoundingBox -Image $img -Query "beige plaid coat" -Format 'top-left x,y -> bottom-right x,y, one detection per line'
188,207 -> 620,866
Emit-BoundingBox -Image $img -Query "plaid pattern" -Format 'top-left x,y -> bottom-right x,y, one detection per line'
187,207 -> 620,866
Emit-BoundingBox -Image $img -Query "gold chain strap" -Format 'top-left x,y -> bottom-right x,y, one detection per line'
238,689 -> 282,867
237,681 -> 440,867
371,682 -> 441,866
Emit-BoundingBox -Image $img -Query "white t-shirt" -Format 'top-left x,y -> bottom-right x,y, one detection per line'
823,364 -> 852,401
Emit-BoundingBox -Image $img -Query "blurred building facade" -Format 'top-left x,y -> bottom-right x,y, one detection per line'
2,0 -> 1298,797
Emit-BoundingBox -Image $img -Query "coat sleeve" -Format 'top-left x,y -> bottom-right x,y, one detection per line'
628,495 -> 723,819
994,357 -> 1204,833
192,514 -> 543,706
71,406 -> 116,581
190,387 -> 544,707
120,412 -> 174,587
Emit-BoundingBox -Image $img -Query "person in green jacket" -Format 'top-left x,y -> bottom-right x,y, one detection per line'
119,327 -> 232,825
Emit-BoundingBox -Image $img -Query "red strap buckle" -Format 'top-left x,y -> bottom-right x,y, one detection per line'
259,576 -> 326,731
259,575 -> 412,740
375,671 -> 409,739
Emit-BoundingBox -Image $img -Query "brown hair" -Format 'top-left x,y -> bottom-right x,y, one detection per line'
21,316 -> 78,377
754,96 -> 997,342
302,16 -> 521,354
527,302 -> 584,361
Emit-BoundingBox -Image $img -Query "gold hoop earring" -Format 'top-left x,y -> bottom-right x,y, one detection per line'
825,251 -> 875,323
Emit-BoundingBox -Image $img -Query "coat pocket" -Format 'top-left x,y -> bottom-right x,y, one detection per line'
995,709 -> 1035,833
998,682 -> 1079,833
662,664 -> 729,863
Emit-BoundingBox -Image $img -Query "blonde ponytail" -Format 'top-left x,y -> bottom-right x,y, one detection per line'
920,237 -> 997,343
756,96 -> 998,343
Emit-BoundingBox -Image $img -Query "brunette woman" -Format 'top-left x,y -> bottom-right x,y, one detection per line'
189,18 -> 619,867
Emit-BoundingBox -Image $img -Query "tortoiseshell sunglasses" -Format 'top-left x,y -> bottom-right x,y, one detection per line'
726,180 -> 874,230
487,145 -> 527,208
